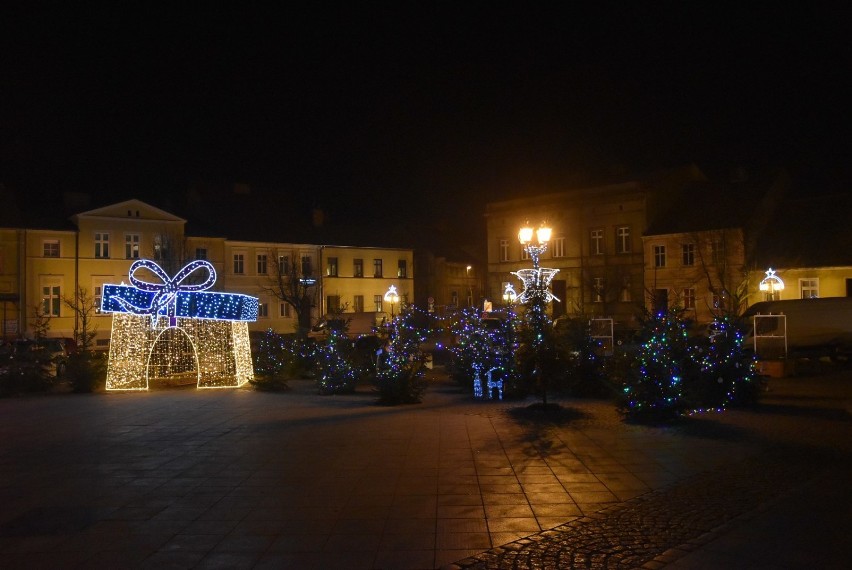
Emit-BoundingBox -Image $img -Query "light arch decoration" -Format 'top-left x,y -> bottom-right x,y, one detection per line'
101,259 -> 258,390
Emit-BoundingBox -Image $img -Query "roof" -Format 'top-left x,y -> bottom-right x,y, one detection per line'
753,193 -> 852,267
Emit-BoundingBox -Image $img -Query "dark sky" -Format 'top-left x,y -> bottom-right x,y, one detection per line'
2,4 -> 849,229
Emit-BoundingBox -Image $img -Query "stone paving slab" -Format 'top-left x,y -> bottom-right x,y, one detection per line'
0,367 -> 850,569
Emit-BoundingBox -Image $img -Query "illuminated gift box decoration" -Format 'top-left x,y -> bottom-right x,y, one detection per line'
101,259 -> 258,390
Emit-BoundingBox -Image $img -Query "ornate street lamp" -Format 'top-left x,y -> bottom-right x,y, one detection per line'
502,283 -> 517,306
759,268 -> 785,301
513,221 -> 560,408
384,285 -> 400,319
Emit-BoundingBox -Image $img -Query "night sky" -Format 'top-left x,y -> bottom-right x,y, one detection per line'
2,5 -> 848,232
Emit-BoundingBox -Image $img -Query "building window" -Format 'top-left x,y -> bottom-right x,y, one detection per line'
279,302 -> 291,318
590,229 -> 603,255
800,278 -> 819,299
653,245 -> 666,268
43,240 -> 60,258
374,294 -> 383,312
94,233 -> 109,259
42,284 -> 61,317
278,255 -> 289,274
196,248 -> 208,260
327,295 -> 341,313
710,240 -> 725,265
548,236 -> 564,258
616,226 -> 631,253
233,253 -> 245,274
327,257 -> 338,277
153,235 -> 164,260
683,287 -> 696,309
499,239 -> 509,262
258,303 -> 269,318
353,295 -> 364,312
125,234 -> 140,259
373,259 -> 383,278
301,255 -> 312,276
94,285 -> 103,313
354,258 -> 363,277
682,243 -> 695,266
520,246 -> 529,261
593,277 -> 604,302
620,277 -> 632,302
398,259 -> 407,278
257,254 -> 268,275
654,289 -> 669,314
451,291 -> 459,306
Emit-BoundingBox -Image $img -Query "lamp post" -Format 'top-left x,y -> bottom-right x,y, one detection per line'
759,268 -> 785,301
502,283 -> 517,306
384,285 -> 400,319
514,221 -> 559,408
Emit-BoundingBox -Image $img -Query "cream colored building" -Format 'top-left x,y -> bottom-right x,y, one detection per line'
318,245 -> 414,322
2,198 -> 414,345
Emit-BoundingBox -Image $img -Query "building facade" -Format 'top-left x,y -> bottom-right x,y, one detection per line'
1,199 -> 414,344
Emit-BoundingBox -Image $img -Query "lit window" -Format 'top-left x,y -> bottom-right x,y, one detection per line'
125,234 -> 140,259
43,240 -> 60,258
42,284 -> 61,317
327,257 -> 338,277
499,239 -> 509,262
94,233 -> 110,259
257,254 -> 268,274
233,253 -> 244,274
94,285 -> 103,313
800,278 -> 819,299
653,245 -> 666,268
374,294 -> 383,312
682,243 -> 695,266
590,229 -> 603,255
397,259 -> 407,278
616,226 -> 631,253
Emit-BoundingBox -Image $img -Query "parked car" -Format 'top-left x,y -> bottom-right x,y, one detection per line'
0,338 -> 71,377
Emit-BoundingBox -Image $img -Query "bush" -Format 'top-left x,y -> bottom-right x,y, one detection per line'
65,351 -> 106,393
314,324 -> 358,394
374,309 -> 428,404
0,349 -> 55,396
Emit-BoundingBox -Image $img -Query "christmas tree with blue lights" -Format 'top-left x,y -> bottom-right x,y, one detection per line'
374,308 -> 428,404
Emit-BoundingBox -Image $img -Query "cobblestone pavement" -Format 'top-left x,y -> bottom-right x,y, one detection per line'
447,449 -> 838,569
447,369 -> 852,570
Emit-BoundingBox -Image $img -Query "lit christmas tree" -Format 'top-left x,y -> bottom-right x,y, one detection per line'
374,308 -> 428,404
687,315 -> 759,412
448,307 -> 518,396
621,308 -> 695,421
314,321 -> 357,394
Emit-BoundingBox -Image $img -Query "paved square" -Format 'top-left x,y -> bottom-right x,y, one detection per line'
0,367 -> 850,569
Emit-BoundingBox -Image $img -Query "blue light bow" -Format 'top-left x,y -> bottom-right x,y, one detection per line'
115,259 -> 216,326
101,259 -> 259,326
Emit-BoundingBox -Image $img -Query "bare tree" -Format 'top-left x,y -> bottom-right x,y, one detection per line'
260,252 -> 318,335
30,303 -> 51,341
690,228 -> 749,317
63,287 -> 98,351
